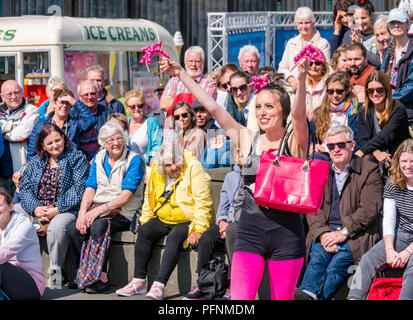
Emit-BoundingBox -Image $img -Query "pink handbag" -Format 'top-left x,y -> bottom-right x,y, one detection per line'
254,122 -> 330,215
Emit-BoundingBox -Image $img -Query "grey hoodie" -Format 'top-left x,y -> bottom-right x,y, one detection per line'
0,210 -> 45,295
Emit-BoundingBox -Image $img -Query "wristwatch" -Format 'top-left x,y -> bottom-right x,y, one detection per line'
341,227 -> 349,237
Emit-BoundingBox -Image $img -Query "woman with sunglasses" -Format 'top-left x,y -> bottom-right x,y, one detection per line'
125,90 -> 163,166
172,101 -> 207,160
216,63 -> 240,108
160,54 -> 309,300
225,71 -> 256,130
312,72 -> 359,155
355,71 -> 409,168
306,54 -> 330,121
348,139 -> 413,300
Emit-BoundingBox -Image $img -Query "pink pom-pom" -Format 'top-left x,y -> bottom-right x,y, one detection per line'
249,76 -> 270,94
140,41 -> 171,68
293,45 -> 325,65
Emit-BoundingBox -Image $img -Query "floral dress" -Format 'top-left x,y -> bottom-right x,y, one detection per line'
37,164 -> 62,205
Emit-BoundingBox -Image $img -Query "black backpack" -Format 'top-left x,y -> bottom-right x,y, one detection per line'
197,256 -> 229,300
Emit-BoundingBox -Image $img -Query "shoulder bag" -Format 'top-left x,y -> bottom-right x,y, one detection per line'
254,121 -> 330,215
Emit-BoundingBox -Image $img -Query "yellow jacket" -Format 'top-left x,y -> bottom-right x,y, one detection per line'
139,150 -> 213,247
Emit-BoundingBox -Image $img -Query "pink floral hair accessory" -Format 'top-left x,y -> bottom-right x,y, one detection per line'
140,41 -> 170,72
249,75 -> 270,94
290,45 -> 325,72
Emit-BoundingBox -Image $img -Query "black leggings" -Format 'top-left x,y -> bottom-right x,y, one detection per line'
134,217 -> 190,285
0,263 -> 41,300
66,215 -> 131,271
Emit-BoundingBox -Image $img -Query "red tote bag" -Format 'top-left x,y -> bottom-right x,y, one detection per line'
254,121 -> 330,215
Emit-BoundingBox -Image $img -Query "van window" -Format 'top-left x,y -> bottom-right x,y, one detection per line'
23,52 -> 49,106
0,55 -> 16,88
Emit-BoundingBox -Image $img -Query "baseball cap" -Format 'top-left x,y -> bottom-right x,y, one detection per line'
387,8 -> 410,24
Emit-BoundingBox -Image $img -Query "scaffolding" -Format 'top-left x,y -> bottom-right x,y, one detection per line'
207,11 -> 384,72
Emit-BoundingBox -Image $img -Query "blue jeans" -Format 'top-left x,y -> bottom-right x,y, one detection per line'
300,240 -> 353,300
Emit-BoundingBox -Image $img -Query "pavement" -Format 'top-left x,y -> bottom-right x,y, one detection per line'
41,283 -> 183,300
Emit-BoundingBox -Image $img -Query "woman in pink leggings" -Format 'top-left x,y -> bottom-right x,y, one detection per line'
160,54 -> 309,300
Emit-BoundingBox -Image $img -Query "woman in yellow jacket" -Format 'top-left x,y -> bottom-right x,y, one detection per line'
116,144 -> 213,300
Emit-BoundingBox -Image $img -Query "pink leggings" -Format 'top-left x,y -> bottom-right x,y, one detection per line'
231,251 -> 304,300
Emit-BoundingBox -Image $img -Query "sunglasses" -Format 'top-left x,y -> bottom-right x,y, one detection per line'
327,89 -> 346,95
229,84 -> 248,95
367,87 -> 385,95
220,81 -> 230,90
310,61 -> 323,66
173,112 -> 189,121
326,141 -> 352,151
128,103 -> 145,110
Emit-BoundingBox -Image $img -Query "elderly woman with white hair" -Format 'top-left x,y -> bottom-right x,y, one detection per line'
278,6 -> 330,92
66,120 -> 145,294
116,130 -> 213,300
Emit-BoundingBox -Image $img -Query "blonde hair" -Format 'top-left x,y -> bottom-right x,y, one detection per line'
389,139 -> 413,189
125,89 -> 145,106
331,44 -> 349,72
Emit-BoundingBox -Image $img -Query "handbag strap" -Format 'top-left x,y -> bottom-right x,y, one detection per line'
154,180 -> 181,216
274,120 -> 312,170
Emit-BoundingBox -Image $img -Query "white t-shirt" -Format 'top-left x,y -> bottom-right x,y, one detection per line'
130,119 -> 148,162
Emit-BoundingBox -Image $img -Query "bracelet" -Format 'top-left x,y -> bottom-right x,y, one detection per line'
406,248 -> 413,255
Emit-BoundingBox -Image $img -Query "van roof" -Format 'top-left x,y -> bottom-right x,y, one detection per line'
0,15 -> 179,60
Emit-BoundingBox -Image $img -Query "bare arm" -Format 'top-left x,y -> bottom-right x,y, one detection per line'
289,60 -> 310,158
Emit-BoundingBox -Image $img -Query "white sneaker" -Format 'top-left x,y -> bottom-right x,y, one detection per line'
116,279 -> 147,297
146,281 -> 165,300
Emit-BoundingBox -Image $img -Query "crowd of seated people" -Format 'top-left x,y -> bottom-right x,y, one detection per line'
3,0 -> 413,302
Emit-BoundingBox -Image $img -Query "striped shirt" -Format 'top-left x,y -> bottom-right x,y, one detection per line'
162,74 -> 217,100
383,178 -> 413,234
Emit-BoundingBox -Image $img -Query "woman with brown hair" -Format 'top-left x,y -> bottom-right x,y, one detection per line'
160,53 -> 309,300
355,71 -> 410,164
348,139 -> 413,300
311,72 -> 359,154
18,123 -> 89,286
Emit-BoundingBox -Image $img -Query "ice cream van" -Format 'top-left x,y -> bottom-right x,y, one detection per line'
0,15 -> 180,107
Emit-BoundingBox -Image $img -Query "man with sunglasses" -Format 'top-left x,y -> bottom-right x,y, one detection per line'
297,125 -> 383,300
74,80 -> 119,161
191,100 -> 231,169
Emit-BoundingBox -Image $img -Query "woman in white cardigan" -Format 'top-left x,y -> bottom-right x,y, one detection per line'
278,6 -> 331,93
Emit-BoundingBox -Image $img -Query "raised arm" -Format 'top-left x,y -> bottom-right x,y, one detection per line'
159,57 -> 251,148
289,60 -> 310,158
